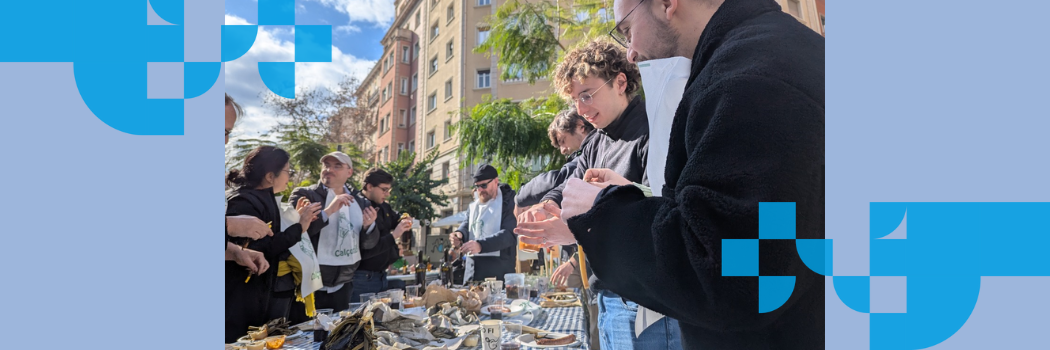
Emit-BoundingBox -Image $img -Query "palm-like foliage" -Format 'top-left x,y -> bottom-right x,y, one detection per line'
380,151 -> 450,222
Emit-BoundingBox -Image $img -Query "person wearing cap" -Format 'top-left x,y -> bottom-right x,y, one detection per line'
450,165 -> 518,282
285,152 -> 380,322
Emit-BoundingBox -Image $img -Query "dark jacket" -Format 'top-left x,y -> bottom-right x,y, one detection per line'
542,95 -> 649,291
224,187 -> 305,343
541,96 -> 649,204
515,131 -> 598,208
456,184 -> 518,281
289,183 -> 381,288
357,201 -> 403,272
566,0 -> 825,349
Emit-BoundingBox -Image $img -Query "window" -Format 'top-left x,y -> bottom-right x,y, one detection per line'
384,146 -> 390,162
444,119 -> 452,140
477,0 -> 490,6
427,131 -> 436,149
399,109 -> 407,127
446,39 -> 454,60
415,11 -> 421,27
379,113 -> 389,133
398,143 -> 405,156
820,15 -> 825,27
385,114 -> 391,132
409,107 -> 417,125
503,64 -> 524,82
476,69 -> 491,88
413,42 -> 420,60
441,162 -> 449,180
477,28 -> 489,46
430,57 -> 438,76
388,52 -> 394,67
381,86 -> 389,102
400,78 -> 409,95
428,93 -> 437,111
411,73 -> 418,91
408,140 -> 415,153
431,24 -> 439,41
447,4 -> 454,23
401,46 -> 410,63
787,0 -> 802,18
444,79 -> 453,100
386,82 -> 393,100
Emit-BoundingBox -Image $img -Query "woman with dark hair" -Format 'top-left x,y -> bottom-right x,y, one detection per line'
225,146 -> 322,343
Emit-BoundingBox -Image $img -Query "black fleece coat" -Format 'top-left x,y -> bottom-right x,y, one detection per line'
224,187 -> 305,343
566,0 -> 825,349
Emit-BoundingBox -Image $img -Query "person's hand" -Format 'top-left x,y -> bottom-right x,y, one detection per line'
231,247 -> 270,275
514,201 -> 578,247
362,206 -> 378,228
297,201 -> 322,231
550,260 -> 575,287
517,201 -> 555,224
583,168 -> 631,189
450,231 -> 464,248
561,178 -> 603,219
514,205 -> 526,218
226,216 -> 272,240
392,218 -> 412,240
325,194 -> 353,216
460,241 -> 482,255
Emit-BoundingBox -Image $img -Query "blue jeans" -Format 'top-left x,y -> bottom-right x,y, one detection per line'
350,270 -> 389,303
597,290 -> 683,350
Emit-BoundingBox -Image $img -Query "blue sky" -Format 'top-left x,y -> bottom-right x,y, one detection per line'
224,0 -> 392,142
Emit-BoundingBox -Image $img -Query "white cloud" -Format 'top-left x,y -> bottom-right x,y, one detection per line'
307,0 -> 395,28
223,14 -> 376,143
336,24 -> 361,34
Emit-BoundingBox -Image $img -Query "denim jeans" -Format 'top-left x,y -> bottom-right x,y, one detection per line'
597,289 -> 683,350
350,270 -> 389,303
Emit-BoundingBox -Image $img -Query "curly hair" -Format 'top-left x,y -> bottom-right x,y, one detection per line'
548,108 -> 594,148
553,40 -> 641,99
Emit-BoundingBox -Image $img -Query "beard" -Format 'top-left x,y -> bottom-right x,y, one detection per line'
639,14 -> 681,61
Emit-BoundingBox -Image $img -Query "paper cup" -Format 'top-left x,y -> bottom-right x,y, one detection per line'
480,320 -> 503,350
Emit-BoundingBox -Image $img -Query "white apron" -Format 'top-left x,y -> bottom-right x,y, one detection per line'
316,188 -> 363,267
635,56 -> 692,337
277,197 -> 324,298
464,189 -> 503,282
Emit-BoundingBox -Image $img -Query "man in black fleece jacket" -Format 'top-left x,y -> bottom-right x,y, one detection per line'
535,0 -> 825,348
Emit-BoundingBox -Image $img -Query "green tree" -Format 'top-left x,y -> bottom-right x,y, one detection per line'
455,96 -> 569,189
380,151 -> 450,222
459,0 -> 616,188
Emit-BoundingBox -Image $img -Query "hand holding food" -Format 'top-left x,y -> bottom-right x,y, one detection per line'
226,216 -> 272,240
582,168 -> 631,188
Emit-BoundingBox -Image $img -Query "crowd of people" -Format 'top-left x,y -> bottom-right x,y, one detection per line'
226,0 -> 824,348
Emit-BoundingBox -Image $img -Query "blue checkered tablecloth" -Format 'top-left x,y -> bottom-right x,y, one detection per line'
279,297 -> 589,350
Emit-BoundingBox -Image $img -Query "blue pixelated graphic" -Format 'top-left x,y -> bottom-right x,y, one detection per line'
0,0 -> 333,135
721,239 -> 758,277
730,202 -> 1050,349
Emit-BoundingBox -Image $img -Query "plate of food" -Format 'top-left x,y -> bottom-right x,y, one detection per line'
479,302 -> 526,317
516,333 -> 581,348
542,292 -> 578,303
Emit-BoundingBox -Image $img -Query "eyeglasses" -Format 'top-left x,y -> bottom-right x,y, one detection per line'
608,0 -> 648,48
573,79 -> 613,106
473,179 -> 495,190
378,186 -> 392,194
